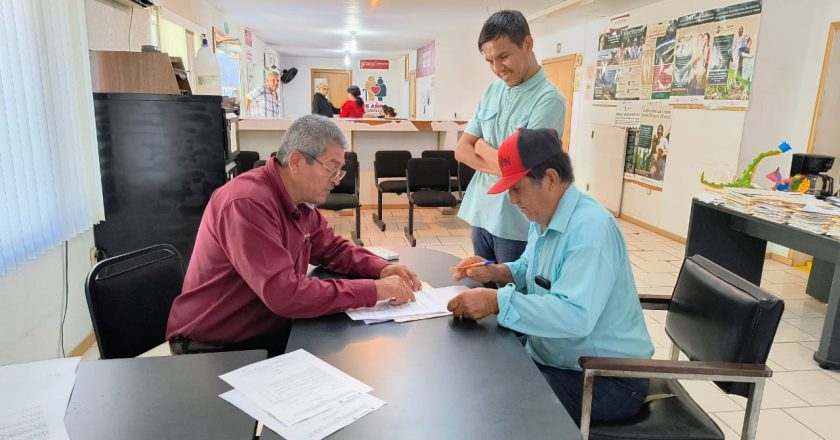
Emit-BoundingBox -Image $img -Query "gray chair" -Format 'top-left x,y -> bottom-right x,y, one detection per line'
84,244 -> 185,359
579,255 -> 784,440
317,151 -> 363,246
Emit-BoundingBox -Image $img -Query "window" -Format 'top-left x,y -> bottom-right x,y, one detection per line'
0,0 -> 104,275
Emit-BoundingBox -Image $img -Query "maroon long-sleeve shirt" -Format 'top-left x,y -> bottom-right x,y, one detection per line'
166,159 -> 388,345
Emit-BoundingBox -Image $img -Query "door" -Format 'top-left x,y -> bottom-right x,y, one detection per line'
311,69 -> 352,112
542,54 -> 580,152
409,69 -> 416,119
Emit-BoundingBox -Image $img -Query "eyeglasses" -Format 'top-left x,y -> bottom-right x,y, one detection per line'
304,153 -> 346,180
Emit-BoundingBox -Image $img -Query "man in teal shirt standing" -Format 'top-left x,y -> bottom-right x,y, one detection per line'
455,9 -> 566,263
448,128 -> 654,423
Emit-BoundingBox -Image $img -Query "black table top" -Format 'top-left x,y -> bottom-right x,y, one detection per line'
65,350 -> 266,440
265,247 -> 581,440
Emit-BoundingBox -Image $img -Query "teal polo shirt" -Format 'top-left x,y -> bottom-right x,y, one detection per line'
497,185 -> 655,370
458,68 -> 566,241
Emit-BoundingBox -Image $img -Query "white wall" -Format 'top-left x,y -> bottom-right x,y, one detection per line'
432,25 -> 496,120
531,0 -> 827,238
85,0 -> 151,51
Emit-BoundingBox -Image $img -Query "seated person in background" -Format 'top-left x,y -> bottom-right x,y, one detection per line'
447,128 -> 653,423
377,105 -> 398,118
312,82 -> 339,118
167,115 -> 420,356
245,70 -> 283,118
339,85 -> 365,118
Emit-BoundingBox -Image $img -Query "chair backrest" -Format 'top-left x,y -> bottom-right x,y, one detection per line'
374,150 -> 412,179
233,150 -> 260,174
85,244 -> 185,359
331,156 -> 358,195
407,158 -> 451,192
345,151 -> 358,163
458,161 -> 476,193
422,150 -> 458,177
666,255 -> 784,397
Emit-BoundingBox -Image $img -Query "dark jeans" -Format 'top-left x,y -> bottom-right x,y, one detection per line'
537,363 -> 649,424
169,322 -> 292,358
471,226 -> 527,264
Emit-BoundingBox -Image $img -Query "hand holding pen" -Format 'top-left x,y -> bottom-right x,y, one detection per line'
450,257 -> 497,283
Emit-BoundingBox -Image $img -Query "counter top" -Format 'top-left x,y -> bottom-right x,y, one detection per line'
238,118 -> 467,132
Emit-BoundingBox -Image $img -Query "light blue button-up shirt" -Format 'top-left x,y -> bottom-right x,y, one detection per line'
458,68 -> 566,241
497,185 -> 654,370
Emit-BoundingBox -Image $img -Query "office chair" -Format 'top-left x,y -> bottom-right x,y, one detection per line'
318,152 -> 363,246
232,150 -> 260,176
372,150 -> 412,231
421,150 -> 459,195
404,158 -> 459,247
579,255 -> 784,440
253,159 -> 266,168
457,161 -> 476,201
84,244 -> 185,359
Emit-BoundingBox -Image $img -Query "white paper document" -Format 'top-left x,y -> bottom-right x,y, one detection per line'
346,285 -> 467,322
0,357 -> 81,440
221,390 -> 384,440
219,349 -> 372,426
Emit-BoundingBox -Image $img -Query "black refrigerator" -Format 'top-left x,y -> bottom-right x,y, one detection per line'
92,93 -> 227,263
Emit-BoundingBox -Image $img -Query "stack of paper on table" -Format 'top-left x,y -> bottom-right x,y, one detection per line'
789,204 -> 840,235
0,357 -> 81,440
345,285 -> 468,324
719,188 -> 818,223
219,349 -> 384,440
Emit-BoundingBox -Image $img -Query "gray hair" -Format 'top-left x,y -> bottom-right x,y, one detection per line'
276,115 -> 347,165
266,70 -> 280,78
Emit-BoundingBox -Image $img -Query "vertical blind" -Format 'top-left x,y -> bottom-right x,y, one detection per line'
0,0 -> 104,276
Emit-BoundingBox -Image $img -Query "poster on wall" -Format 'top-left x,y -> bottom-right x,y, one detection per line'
594,31 -> 621,102
615,25 -> 647,100
649,21 -> 676,100
417,41 -> 436,78
670,9 -> 717,103
704,1 -> 762,107
614,101 -> 642,128
625,102 -> 672,189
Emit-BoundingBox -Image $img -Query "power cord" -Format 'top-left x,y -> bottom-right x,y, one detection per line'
128,7 -> 134,51
59,240 -> 69,357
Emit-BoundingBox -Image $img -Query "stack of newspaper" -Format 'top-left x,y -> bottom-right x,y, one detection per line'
789,204 -> 840,235
219,350 -> 385,440
720,188 -> 813,223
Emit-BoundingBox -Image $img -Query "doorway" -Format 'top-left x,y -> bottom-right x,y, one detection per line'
542,54 -> 581,152
808,21 -> 840,187
311,69 -> 352,112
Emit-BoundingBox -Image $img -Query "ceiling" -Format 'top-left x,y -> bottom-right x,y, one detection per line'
206,0 -> 663,58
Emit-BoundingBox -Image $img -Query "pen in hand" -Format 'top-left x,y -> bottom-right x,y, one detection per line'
448,260 -> 496,271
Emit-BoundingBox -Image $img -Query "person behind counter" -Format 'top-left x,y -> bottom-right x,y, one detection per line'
377,105 -> 397,118
339,85 -> 365,118
312,82 -> 339,118
245,70 -> 283,118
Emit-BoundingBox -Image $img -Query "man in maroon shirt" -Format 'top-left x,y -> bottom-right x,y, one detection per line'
167,115 -> 420,356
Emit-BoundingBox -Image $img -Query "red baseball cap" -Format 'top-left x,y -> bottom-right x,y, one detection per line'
487,128 -> 562,194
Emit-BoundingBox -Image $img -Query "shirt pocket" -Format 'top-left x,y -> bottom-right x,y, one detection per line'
474,107 -> 499,137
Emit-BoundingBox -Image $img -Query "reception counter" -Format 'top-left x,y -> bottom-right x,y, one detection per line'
237,118 -> 468,206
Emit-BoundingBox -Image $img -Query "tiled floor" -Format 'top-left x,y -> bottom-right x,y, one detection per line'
84,207 -> 838,439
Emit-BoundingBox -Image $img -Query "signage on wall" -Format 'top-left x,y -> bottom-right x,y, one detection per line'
360,59 -> 390,70
245,29 -> 253,47
416,41 -> 435,78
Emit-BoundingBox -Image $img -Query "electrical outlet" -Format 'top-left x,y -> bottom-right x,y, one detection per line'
586,183 -> 590,191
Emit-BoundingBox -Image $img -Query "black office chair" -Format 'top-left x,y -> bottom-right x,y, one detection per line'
421,150 -> 459,195
372,150 -> 412,231
457,161 -> 476,201
231,150 -> 260,176
253,159 -> 266,168
318,152 -> 363,246
84,244 -> 185,359
579,255 -> 784,440
404,158 -> 459,247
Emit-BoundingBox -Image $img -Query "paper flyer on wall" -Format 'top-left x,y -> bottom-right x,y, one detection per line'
670,9 -> 717,104
649,21 -> 676,100
704,1 -> 762,108
614,101 -> 643,128
594,30 -> 621,103
615,25 -> 647,100
626,103 -> 671,189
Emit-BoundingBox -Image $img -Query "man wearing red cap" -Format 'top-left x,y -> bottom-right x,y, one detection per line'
455,10 -> 566,264
448,128 -> 654,424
